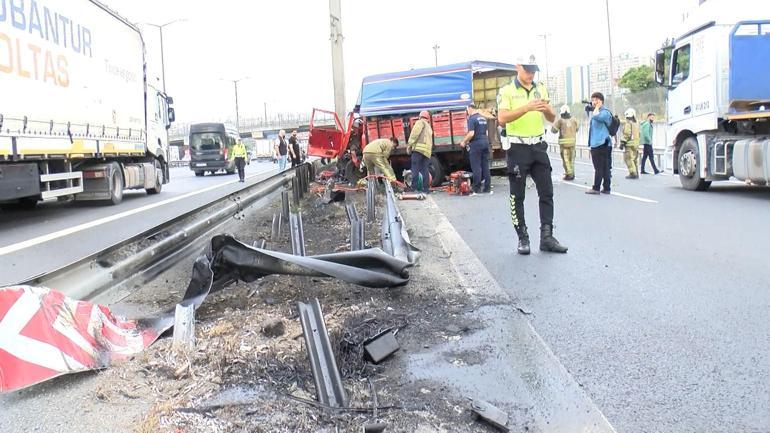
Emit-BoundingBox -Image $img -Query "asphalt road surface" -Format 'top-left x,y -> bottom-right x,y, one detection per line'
0,161 -> 280,286
432,154 -> 770,433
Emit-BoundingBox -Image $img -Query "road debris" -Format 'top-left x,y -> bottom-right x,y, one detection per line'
363,329 -> 400,364
470,399 -> 510,431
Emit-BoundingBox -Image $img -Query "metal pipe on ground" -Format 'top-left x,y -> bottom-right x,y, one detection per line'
289,212 -> 306,256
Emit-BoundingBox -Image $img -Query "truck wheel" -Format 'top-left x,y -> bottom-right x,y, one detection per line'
428,156 -> 445,187
146,161 -> 163,195
194,171 -> 204,177
107,164 -> 124,205
678,137 -> 711,191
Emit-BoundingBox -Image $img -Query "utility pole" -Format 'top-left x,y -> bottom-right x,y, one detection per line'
143,19 -> 186,94
433,43 -> 440,66
264,102 -> 268,126
605,0 -> 616,98
537,34 -> 552,99
329,0 -> 346,122
221,77 -> 249,133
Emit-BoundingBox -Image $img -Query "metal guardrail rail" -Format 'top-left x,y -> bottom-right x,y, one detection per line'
18,167 -> 302,302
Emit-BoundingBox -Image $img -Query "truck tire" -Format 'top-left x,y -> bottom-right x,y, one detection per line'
678,137 -> 711,191
146,161 -> 163,195
194,171 -> 204,177
107,164 -> 124,205
428,156 -> 445,187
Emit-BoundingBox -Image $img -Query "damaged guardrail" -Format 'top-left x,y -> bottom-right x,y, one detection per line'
0,168 -> 421,394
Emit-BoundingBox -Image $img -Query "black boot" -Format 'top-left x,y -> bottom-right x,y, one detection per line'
540,224 -> 568,253
516,226 -> 530,255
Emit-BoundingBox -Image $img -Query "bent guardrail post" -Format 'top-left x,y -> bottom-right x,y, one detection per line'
281,190 -> 290,222
366,179 -> 376,221
297,298 -> 348,408
289,212 -> 306,256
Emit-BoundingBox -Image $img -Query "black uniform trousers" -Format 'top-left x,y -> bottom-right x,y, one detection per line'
234,157 -> 246,181
507,142 -> 554,230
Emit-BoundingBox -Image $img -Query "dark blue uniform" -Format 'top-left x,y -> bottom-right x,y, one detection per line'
467,113 -> 491,193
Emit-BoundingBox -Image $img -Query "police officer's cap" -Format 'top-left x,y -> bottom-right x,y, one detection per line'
516,55 -> 540,73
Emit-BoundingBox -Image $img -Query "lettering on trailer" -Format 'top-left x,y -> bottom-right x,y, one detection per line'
0,0 -> 95,88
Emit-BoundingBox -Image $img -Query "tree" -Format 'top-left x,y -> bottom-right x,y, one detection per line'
619,65 -> 656,93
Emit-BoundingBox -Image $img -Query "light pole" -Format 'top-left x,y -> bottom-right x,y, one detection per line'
605,0 -> 616,97
537,33 -> 552,99
142,19 -> 186,94
221,77 -> 250,133
433,43 -> 440,66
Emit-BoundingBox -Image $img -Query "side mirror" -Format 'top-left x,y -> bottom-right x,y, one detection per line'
166,96 -> 174,105
168,107 -> 176,124
655,48 -> 672,88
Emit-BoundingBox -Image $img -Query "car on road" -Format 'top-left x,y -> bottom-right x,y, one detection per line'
189,123 -> 238,176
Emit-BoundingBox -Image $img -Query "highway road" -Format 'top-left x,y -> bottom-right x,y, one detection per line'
432,154 -> 770,433
0,161 -> 280,286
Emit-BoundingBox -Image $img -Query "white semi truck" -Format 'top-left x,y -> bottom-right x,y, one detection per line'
655,3 -> 770,190
0,0 -> 175,208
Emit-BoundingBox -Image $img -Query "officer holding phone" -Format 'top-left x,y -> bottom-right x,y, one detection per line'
497,57 -> 568,255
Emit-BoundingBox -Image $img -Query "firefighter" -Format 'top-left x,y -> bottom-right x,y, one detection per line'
407,111 -> 433,193
231,139 -> 248,182
551,105 -> 579,181
363,136 -> 399,182
497,58 -> 568,255
621,108 -> 640,179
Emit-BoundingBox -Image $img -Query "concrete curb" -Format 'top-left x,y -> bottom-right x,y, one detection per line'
400,196 -> 617,433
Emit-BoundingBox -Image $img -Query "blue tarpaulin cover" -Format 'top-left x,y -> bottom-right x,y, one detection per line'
729,21 -> 770,110
358,61 -> 516,116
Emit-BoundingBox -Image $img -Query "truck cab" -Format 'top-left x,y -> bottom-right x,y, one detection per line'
655,13 -> 770,190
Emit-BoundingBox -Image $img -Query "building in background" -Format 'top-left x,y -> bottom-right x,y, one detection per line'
544,52 -> 652,106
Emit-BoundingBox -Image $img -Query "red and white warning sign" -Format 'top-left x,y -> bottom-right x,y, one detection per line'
0,285 -> 160,393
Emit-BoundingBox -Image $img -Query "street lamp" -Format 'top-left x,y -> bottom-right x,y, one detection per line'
537,33 -> 552,98
142,19 -> 186,94
604,0 -> 616,97
221,77 -> 250,133
432,43 -> 440,67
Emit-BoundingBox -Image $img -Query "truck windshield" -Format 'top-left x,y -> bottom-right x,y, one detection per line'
191,133 -> 224,151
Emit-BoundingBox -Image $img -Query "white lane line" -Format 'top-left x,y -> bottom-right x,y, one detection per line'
561,181 -> 659,204
0,168 -> 276,257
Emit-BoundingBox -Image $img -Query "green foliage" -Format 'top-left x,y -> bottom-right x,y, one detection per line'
619,65 -> 656,93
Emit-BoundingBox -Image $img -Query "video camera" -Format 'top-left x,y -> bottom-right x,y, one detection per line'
582,100 -> 593,116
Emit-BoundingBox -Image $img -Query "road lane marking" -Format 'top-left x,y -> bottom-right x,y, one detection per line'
561,181 -> 659,203
0,168 -> 275,257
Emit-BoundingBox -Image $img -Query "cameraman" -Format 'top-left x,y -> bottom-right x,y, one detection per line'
585,92 -> 613,194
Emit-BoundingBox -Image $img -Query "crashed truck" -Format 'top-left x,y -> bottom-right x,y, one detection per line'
308,61 -> 515,186
0,0 -> 175,208
655,3 -> 770,190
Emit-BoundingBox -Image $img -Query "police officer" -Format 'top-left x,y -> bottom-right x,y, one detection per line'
231,139 -> 248,182
551,105 -> 579,181
497,59 -> 568,255
460,104 -> 492,194
620,108 -> 640,179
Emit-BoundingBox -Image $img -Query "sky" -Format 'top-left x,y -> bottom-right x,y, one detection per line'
98,0 -> 705,125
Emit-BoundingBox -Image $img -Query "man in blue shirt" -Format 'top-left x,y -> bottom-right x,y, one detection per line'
460,104 -> 492,194
586,92 -> 613,194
